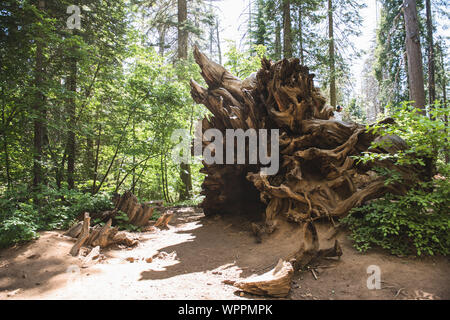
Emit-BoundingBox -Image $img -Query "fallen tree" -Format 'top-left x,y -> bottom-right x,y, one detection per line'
189,47 -> 429,295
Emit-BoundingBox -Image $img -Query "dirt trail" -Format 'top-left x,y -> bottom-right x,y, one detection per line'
0,207 -> 449,300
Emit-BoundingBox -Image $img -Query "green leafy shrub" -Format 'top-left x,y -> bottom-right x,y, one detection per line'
113,210 -> 141,232
342,178 -> 450,256
0,203 -> 39,248
343,102 -> 450,256
0,185 -> 114,248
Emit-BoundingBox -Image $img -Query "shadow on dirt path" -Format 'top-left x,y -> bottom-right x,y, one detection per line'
0,206 -> 448,300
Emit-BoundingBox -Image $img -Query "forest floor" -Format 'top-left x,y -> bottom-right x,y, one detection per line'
0,206 -> 449,300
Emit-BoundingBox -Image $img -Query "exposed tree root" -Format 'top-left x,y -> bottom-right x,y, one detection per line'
190,46 -> 428,283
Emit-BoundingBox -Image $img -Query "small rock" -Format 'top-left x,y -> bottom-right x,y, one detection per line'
240,292 -> 244,297
27,254 -> 41,259
35,282 -> 40,286
126,257 -> 136,263
145,257 -> 153,263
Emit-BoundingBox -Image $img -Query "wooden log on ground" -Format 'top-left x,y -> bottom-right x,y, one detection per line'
70,212 -> 90,256
232,259 -> 294,297
64,221 -> 83,238
114,191 -> 155,227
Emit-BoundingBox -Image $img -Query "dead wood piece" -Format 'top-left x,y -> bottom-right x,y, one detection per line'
113,192 -> 156,227
91,219 -> 117,248
70,213 -> 90,256
232,259 -> 293,298
82,246 -> 101,268
154,211 -> 173,229
64,221 -> 83,238
113,231 -> 138,247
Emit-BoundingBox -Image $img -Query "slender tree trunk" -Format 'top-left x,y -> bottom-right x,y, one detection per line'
275,20 -> 281,60
67,50 -> 77,190
131,118 -> 136,194
91,125 -> 101,194
1,106 -> 11,189
298,5 -> 304,65
439,42 -> 448,163
403,0 -> 426,111
33,0 -> 46,202
209,0 -> 213,56
282,0 -> 292,58
158,26 -> 166,56
177,0 -> 188,60
216,18 -> 222,65
177,0 -> 193,200
425,0 -> 436,106
86,136 -> 94,178
328,0 -> 336,107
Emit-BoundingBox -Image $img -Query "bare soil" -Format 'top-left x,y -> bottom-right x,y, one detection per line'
0,207 -> 448,300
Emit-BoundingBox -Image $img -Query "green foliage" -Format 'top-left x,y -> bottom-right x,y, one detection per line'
343,101 -> 450,256
342,177 -> 450,256
0,185 -> 114,248
224,43 -> 267,78
356,102 -> 449,169
113,210 -> 142,232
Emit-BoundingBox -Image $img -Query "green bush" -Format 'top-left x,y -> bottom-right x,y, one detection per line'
0,202 -> 39,248
343,102 -> 450,256
0,185 -> 114,248
341,178 -> 450,256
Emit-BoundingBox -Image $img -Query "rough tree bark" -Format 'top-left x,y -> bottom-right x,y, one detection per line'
33,0 -> 46,198
425,0 -> 435,106
189,47 -> 427,269
403,0 -> 426,110
282,0 -> 292,58
177,0 -> 193,200
327,0 -> 336,107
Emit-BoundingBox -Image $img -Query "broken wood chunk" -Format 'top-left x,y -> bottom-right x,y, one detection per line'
70,213 -> 90,256
82,246 -> 101,268
113,231 -> 138,247
154,211 -> 173,229
231,259 -> 293,298
64,221 -> 83,238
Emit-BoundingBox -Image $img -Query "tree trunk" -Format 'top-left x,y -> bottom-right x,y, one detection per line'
1,106 -> 11,189
158,25 -> 166,56
67,48 -> 77,190
425,0 -> 436,106
177,0 -> 193,200
177,0 -> 188,60
438,42 -> 448,163
275,20 -> 281,60
32,0 -> 46,197
216,18 -> 222,65
403,0 -> 426,111
298,5 -> 304,65
328,0 -> 336,107
282,0 -> 292,58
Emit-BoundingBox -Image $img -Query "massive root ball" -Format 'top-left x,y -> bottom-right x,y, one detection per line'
190,47 -> 426,268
